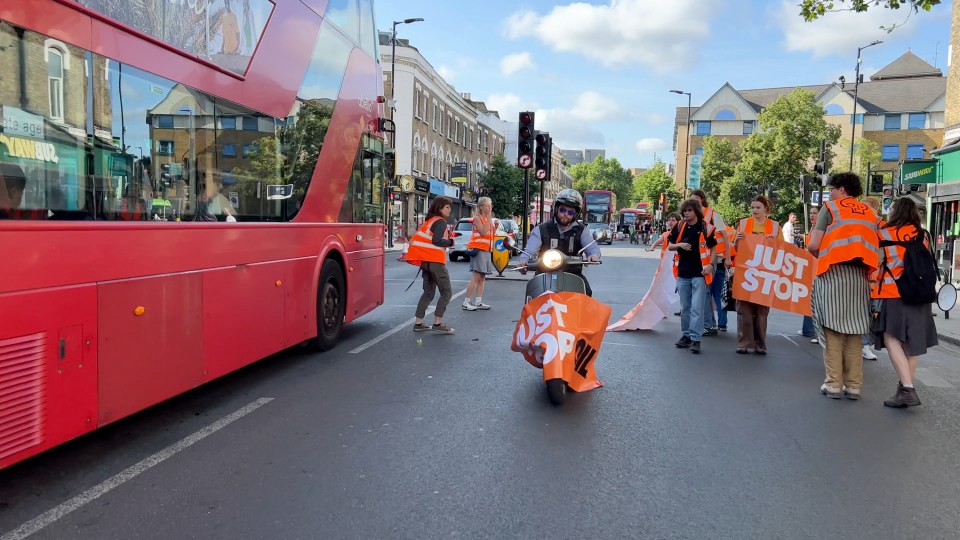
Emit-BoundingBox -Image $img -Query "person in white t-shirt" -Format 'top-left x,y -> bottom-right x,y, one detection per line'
782,213 -> 797,243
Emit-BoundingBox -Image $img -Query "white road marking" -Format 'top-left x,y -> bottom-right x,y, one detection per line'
780,334 -> 800,347
914,368 -> 955,389
1,398 -> 274,540
349,289 -> 467,354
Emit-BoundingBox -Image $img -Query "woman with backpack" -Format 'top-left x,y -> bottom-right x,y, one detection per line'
870,197 -> 939,408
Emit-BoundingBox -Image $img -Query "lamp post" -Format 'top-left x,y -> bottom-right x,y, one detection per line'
670,89 -> 692,196
849,40 -> 882,171
388,17 -> 423,248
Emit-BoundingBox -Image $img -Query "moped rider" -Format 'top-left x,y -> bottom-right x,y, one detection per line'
517,189 -> 601,296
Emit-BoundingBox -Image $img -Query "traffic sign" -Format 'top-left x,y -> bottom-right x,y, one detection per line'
518,154 -> 532,168
535,169 -> 546,180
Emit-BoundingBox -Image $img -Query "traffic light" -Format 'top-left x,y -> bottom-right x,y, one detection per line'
881,184 -> 894,215
768,185 -> 779,204
517,112 -> 535,169
535,132 -> 551,181
384,148 -> 396,180
870,174 -> 883,194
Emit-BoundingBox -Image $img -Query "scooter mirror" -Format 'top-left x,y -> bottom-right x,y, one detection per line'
937,283 -> 957,313
578,238 -> 598,255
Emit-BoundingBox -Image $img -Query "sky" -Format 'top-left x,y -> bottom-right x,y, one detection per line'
375,0 -> 954,170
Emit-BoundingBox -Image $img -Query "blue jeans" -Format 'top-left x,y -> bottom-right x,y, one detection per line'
702,266 -> 727,329
801,315 -> 815,337
678,276 -> 708,342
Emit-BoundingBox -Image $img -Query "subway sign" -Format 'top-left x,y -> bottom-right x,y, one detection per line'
900,160 -> 937,184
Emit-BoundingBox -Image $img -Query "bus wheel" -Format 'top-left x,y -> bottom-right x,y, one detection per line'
312,259 -> 345,351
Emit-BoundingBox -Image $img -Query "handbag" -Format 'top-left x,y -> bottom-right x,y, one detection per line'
465,248 -> 479,257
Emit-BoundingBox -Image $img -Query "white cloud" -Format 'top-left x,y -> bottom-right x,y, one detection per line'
500,52 -> 535,76
634,138 -> 668,153
503,0 -> 717,71
570,91 -> 621,122
486,93 -> 529,121
774,0 -> 916,58
646,113 -> 668,125
436,65 -> 456,81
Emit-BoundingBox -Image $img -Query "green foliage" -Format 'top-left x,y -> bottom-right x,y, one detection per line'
799,0 -> 940,21
699,136 -> 739,202
716,173 -> 755,225
837,137 -> 882,180
633,162 -> 681,211
478,155 -> 524,218
720,88 -> 841,222
569,155 -> 634,208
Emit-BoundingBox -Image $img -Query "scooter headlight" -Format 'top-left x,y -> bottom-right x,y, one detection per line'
541,249 -> 564,270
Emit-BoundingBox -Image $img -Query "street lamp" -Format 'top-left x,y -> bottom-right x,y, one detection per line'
849,40 -> 882,171
388,17 -> 423,248
670,89 -> 692,195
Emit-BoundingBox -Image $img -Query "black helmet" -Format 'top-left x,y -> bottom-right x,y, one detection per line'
554,189 -> 583,215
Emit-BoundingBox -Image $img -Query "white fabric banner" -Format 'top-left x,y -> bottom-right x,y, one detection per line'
607,254 -> 680,331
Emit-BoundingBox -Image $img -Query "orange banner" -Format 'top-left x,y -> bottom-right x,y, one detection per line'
511,291 -> 611,392
732,235 -> 815,316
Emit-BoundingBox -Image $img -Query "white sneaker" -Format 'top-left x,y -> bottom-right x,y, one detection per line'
862,345 -> 878,360
475,302 -> 491,310
461,301 -> 477,311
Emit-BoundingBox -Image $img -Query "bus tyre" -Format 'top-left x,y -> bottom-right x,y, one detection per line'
546,379 -> 566,406
312,259 -> 345,351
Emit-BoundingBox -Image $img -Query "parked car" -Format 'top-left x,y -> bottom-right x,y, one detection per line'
587,222 -> 614,245
450,217 -> 508,262
499,219 -> 520,240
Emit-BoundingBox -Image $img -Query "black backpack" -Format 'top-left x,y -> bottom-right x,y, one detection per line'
879,228 -> 938,305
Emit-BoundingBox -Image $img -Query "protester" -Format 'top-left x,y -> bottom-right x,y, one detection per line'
463,197 -> 496,311
690,190 -> 730,335
807,173 -> 880,400
798,206 -> 820,343
871,198 -> 938,407
858,196 -> 886,360
728,195 -> 780,354
407,196 -> 456,334
668,200 -> 718,354
648,213 -> 679,256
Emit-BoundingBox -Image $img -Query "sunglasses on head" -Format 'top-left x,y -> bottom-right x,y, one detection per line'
557,207 -> 576,216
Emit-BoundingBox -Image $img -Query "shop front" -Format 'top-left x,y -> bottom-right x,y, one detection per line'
929,145 -> 960,283
400,177 -> 430,239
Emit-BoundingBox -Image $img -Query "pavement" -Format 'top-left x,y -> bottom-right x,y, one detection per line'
933,302 -> 960,347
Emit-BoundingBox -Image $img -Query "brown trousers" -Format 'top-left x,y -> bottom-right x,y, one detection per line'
823,328 -> 863,390
737,301 -> 769,350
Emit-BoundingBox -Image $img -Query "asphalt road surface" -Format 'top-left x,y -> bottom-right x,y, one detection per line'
2,241 -> 959,539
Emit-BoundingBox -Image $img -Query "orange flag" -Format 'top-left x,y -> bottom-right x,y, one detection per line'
511,292 -> 611,392
732,235 -> 815,316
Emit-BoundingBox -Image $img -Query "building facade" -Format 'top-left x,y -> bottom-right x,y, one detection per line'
672,52 -> 946,191
382,35 -> 507,237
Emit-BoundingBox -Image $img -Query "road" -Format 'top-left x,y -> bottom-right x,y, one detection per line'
2,241 -> 960,539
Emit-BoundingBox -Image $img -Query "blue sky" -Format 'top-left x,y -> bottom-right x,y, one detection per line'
375,0 -> 953,170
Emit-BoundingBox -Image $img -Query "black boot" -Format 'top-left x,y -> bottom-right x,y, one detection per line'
884,385 -> 921,408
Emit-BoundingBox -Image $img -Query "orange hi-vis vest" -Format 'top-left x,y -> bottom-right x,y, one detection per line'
816,197 -> 880,276
466,216 -> 494,251
703,207 -> 729,256
729,217 -> 779,260
870,224 -> 925,299
672,221 -> 716,285
405,216 -> 448,266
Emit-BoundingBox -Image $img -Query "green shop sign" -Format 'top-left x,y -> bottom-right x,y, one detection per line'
900,160 -> 937,184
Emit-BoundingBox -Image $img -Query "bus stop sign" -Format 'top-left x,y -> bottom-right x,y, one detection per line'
267,184 -> 294,200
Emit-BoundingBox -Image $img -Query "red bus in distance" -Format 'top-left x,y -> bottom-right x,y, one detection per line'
0,0 -> 387,469
583,190 -> 617,226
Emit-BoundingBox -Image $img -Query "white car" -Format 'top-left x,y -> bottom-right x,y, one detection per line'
587,222 -> 614,245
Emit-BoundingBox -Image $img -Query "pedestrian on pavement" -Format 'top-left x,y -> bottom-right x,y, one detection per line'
668,199 -> 718,354
407,196 -> 456,334
690,190 -> 730,335
870,197 -> 938,407
798,206 -> 820,343
463,197 -> 496,311
648,213 -> 679,256
728,195 -> 780,355
782,213 -> 797,244
859,196 -> 886,361
807,173 -> 880,400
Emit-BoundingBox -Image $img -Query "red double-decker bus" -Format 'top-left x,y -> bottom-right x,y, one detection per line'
583,189 -> 616,226
0,0 -> 387,469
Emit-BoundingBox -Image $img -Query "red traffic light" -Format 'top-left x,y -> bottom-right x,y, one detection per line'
520,112 -> 533,126
535,133 -> 548,146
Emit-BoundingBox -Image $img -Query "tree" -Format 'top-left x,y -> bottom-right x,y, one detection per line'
478,155 -> 524,218
699,136 -> 739,202
633,162 -> 681,212
724,88 -> 841,222
799,0 -> 940,21
569,155 -> 634,208
837,138 -> 881,181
